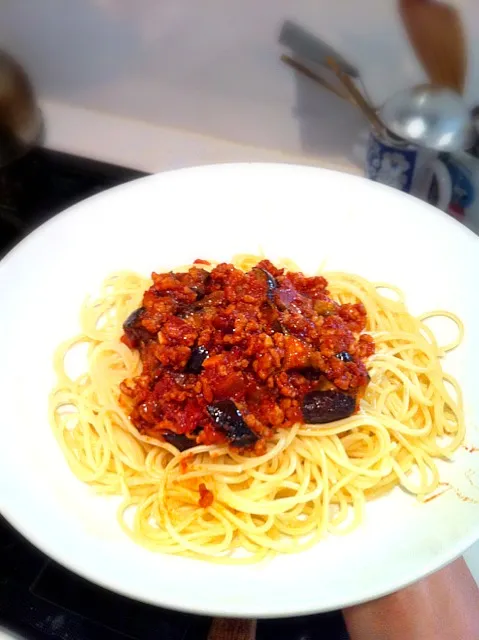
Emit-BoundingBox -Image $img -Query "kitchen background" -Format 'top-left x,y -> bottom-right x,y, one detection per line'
1,0 -> 478,170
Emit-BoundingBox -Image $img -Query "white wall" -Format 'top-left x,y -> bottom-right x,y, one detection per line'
1,0 -> 478,160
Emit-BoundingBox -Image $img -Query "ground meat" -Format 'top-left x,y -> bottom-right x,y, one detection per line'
120,260 -> 375,451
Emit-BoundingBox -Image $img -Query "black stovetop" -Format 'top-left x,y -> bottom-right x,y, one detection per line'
0,148 -> 349,640
0,147 -> 145,257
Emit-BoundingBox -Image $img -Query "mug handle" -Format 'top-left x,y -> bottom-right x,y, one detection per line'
414,159 -> 452,211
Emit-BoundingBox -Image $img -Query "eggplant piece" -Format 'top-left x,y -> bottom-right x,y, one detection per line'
254,269 -> 287,334
163,432 -> 197,451
124,306 -> 145,330
260,294 -> 287,334
190,272 -> 211,300
123,307 -> 148,345
336,351 -> 353,362
254,267 -> 278,302
177,302 -> 200,319
292,367 -> 322,381
302,390 -> 356,424
207,400 -> 258,447
271,318 -> 287,334
185,345 -> 209,373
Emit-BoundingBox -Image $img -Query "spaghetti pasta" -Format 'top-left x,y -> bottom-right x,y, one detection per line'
49,257 -> 465,562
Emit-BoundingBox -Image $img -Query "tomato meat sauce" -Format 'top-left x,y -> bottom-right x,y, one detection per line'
120,260 -> 375,454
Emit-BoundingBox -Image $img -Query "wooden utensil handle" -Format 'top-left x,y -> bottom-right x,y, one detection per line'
398,0 -> 467,94
207,618 -> 257,640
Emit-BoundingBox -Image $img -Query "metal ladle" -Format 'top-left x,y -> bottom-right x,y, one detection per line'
0,49 -> 43,166
380,85 -> 473,152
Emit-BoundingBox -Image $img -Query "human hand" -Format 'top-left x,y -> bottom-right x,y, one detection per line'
343,557 -> 479,640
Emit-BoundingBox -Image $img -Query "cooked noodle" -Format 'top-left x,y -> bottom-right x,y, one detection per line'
49,257 -> 465,562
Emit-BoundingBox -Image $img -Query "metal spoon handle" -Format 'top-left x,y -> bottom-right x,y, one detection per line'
326,57 -> 386,135
281,55 -> 353,103
279,19 -> 359,77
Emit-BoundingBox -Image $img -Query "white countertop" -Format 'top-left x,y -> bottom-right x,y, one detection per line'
41,99 -> 361,175
41,99 -> 479,588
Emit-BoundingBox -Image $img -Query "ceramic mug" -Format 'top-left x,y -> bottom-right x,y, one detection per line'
430,152 -> 479,235
364,131 -> 452,211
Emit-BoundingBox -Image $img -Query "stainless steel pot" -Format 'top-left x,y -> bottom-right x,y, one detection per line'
0,50 -> 43,166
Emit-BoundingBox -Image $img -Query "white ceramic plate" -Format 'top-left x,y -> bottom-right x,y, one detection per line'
0,164 -> 478,618
0,630 -> 21,640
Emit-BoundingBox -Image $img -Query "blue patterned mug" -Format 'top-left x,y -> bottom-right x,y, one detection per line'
430,152 -> 479,234
365,131 -> 452,211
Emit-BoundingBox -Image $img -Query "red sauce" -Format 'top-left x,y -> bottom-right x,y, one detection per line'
464,445 -> 479,453
179,453 -> 193,474
198,483 -> 214,508
423,488 -> 450,503
120,260 -> 375,451
424,481 -> 479,505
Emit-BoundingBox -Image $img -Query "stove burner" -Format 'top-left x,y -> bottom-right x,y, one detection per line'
0,147 -> 146,258
0,209 -> 26,252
